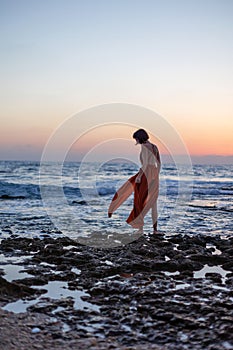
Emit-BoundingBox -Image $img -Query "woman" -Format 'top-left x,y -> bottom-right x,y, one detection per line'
108,129 -> 161,233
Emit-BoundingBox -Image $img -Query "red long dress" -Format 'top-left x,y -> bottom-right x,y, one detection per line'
108,142 -> 160,229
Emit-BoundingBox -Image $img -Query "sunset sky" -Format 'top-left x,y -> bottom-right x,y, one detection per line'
0,0 -> 233,163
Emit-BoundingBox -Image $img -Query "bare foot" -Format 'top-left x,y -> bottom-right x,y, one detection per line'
108,213 -> 112,218
153,222 -> 158,233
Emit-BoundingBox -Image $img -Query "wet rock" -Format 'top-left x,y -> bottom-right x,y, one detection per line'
1,233 -> 233,349
0,276 -> 38,301
222,261 -> 233,271
188,253 -> 227,264
205,273 -> 223,283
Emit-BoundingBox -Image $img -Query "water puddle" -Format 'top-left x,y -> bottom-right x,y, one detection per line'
193,264 -> 231,284
0,264 -> 33,282
164,271 -> 180,276
52,305 -> 66,314
40,262 -> 56,267
0,253 -> 32,264
212,285 -> 229,291
2,298 -> 38,314
62,322 -> 71,333
175,282 -> 191,290
63,245 -> 78,250
2,280 -> 100,314
51,306 -> 72,332
71,267 -> 81,275
206,244 -> 222,255
103,260 -> 114,266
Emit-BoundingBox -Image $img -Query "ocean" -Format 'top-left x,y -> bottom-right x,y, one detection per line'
0,161 -> 232,244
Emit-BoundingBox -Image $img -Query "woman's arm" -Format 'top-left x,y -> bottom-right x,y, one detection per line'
154,145 -> 161,173
135,145 -> 148,183
136,143 -> 161,183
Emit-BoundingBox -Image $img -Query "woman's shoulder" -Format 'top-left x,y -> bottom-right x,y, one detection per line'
145,141 -> 158,151
152,143 -> 159,151
148,142 -> 159,157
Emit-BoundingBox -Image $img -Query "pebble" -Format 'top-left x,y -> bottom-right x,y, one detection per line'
31,327 -> 41,333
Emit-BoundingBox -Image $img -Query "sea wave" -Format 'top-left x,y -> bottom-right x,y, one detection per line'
0,181 -> 115,200
1,176 -> 232,202
0,181 -> 41,200
189,199 -> 233,212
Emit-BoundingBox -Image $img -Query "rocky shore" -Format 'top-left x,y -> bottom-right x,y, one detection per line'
1,233 -> 233,349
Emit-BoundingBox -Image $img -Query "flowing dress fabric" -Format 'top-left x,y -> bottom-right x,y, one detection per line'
108,143 -> 159,228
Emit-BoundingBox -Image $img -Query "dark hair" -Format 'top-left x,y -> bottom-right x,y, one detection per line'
133,129 -> 149,144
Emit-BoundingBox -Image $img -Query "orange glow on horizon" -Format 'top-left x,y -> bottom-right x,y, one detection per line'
1,119 -> 232,159
67,124 -> 171,159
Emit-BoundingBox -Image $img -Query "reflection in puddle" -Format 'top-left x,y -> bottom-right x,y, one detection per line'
2,280 -> 100,314
77,230 -> 142,248
194,264 -> 231,284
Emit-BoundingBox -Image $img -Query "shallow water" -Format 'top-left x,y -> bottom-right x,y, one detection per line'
2,280 -> 100,314
0,264 -> 33,282
193,264 -> 232,284
0,161 -> 232,242
0,250 -> 97,314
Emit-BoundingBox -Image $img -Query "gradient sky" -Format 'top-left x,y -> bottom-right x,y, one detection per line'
0,0 -> 233,162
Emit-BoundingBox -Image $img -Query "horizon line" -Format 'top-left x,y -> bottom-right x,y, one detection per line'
0,154 -> 233,165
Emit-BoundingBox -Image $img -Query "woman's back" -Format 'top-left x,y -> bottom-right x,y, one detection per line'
140,142 -> 159,168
